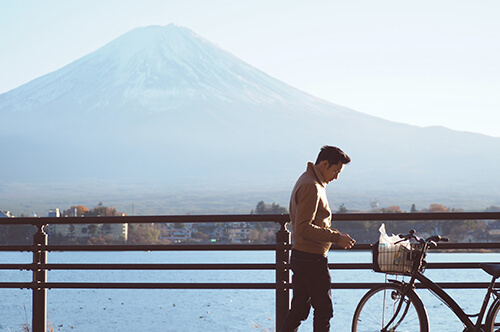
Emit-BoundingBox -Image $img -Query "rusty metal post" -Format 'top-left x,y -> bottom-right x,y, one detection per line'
275,220 -> 291,332
32,223 -> 47,332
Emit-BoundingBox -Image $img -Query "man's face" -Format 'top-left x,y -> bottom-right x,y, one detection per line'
324,162 -> 344,183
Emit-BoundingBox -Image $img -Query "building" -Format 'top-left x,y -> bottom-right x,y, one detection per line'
160,223 -> 192,242
46,209 -> 128,241
226,222 -> 253,243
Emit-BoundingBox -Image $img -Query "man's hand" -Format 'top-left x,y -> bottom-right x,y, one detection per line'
336,232 -> 356,249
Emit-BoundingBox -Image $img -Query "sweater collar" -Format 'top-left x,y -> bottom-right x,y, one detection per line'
307,162 -> 326,187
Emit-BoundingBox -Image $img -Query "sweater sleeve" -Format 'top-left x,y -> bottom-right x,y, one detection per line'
294,183 -> 340,243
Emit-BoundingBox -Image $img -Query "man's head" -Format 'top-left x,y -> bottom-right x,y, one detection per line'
315,145 -> 351,184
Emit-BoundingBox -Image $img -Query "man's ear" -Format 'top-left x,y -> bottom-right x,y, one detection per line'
317,160 -> 330,169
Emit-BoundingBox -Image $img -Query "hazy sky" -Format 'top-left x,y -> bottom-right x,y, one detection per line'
1,0 -> 499,137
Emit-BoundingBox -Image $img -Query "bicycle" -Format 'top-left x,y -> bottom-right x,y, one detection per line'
351,229 -> 500,332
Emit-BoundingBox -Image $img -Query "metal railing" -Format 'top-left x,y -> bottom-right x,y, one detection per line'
1,212 -> 500,332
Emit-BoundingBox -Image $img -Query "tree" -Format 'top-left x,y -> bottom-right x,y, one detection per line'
0,224 -> 35,244
86,202 -> 120,217
253,200 -> 288,214
68,224 -> 76,241
449,224 -> 468,242
192,231 -> 209,241
127,224 -> 162,244
248,228 -> 276,243
382,206 -> 403,213
88,224 -> 98,237
101,223 -> 112,235
255,201 -> 266,214
428,204 -> 448,212
63,205 -> 89,217
251,200 -> 286,230
338,203 -> 347,213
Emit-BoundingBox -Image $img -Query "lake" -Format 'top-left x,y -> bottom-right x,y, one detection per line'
0,250 -> 499,331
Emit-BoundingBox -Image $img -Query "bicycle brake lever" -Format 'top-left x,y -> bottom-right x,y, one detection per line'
413,234 -> 424,243
427,235 -> 449,243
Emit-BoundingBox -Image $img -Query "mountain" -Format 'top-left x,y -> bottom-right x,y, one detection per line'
1,24 -> 500,213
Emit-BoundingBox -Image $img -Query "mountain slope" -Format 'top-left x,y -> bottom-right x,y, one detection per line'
1,24 -> 499,209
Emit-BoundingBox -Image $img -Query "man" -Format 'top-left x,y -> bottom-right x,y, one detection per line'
281,145 -> 356,332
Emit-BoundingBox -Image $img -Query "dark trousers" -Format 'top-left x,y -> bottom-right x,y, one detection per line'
281,249 -> 333,332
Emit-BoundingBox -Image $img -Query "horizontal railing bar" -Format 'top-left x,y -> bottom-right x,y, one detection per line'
1,212 -> 500,226
332,212 -> 500,221
330,262 -> 493,269
332,243 -> 499,250
2,243 -> 498,253
0,264 -> 32,270
42,263 -> 277,270
45,282 -> 276,289
0,281 -> 489,290
418,262 -> 491,269
0,245 -> 33,252
41,244 -> 278,251
69,263 -> 498,270
0,262 -> 489,271
26,282 -> 490,290
0,282 -> 32,289
330,282 -> 492,289
432,243 -> 500,250
415,282 -> 491,289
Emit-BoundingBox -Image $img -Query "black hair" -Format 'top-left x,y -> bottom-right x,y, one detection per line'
315,145 -> 351,166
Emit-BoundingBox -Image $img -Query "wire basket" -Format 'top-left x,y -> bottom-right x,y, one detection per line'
372,241 -> 416,275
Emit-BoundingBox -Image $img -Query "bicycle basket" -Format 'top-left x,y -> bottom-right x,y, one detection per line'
372,241 -> 415,275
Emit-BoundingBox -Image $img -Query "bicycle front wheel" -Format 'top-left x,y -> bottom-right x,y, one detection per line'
352,283 -> 429,332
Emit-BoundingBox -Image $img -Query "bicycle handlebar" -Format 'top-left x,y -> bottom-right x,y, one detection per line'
397,230 -> 449,246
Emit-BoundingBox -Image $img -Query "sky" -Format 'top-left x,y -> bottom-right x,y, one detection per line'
1,0 -> 499,137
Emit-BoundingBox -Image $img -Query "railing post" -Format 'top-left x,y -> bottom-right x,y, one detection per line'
275,219 -> 291,332
32,223 -> 47,332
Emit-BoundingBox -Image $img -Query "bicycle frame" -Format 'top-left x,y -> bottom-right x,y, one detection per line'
394,267 -> 499,331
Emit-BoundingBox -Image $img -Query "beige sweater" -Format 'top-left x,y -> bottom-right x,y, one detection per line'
289,162 -> 341,256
